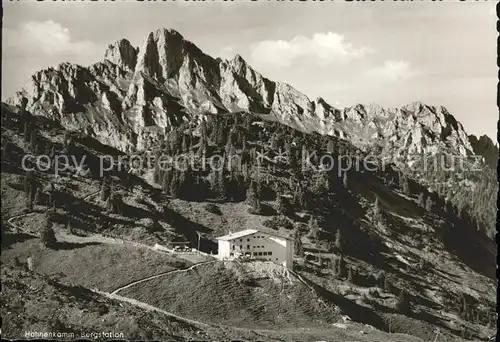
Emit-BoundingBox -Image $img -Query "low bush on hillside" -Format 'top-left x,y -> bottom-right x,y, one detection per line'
368,288 -> 381,298
204,203 -> 222,215
263,215 -> 294,230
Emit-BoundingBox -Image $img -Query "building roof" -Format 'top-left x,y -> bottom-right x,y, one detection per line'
216,228 -> 292,241
216,229 -> 259,241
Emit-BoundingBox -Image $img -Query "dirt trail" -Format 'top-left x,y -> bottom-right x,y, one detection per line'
5,190 -> 163,251
6,189 -> 101,233
111,260 -> 217,295
93,289 -> 212,328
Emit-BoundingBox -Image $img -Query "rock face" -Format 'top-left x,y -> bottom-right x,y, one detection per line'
4,28 -> 477,158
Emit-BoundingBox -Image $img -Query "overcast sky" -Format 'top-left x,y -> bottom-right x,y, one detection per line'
2,2 -> 497,140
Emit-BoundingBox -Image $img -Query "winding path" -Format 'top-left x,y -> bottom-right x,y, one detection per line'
6,189 -> 101,235
93,289 -> 212,328
6,189 -> 165,251
110,260 -> 217,295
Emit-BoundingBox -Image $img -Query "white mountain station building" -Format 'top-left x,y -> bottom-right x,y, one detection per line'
216,229 -> 294,268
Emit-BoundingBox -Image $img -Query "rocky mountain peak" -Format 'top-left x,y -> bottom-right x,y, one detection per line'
104,39 -> 138,72
230,54 -> 247,68
133,28 -> 209,82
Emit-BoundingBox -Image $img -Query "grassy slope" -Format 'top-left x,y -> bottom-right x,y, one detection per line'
2,234 -> 188,292
120,260 -> 338,329
0,265 -> 205,341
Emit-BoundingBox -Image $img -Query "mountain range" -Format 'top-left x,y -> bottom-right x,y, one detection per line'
5,28 -> 496,161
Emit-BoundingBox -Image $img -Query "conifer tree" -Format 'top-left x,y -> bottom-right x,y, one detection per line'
26,186 -> 34,211
308,217 -> 320,240
100,178 -> 111,202
246,181 -> 262,214
2,141 -> 9,160
197,134 -> 208,156
383,273 -> 391,293
331,256 -> 338,277
210,120 -> 218,143
170,129 -> 179,155
30,129 -> 38,153
161,169 -> 171,193
48,145 -> 56,168
66,220 -> 74,235
34,187 -> 41,206
23,121 -> 31,142
63,131 -> 72,149
327,240 -> 335,253
337,253 -> 346,278
41,211 -> 57,248
276,195 -> 289,216
289,146 -> 298,169
216,124 -> 225,146
200,119 -> 208,138
373,197 -> 383,223
326,140 -> 334,154
108,192 -> 122,214
399,174 -> 410,195
241,134 -> 247,150
459,294 -> 468,320
294,228 -> 304,257
169,171 -> 181,198
248,197 -> 262,215
425,196 -> 434,212
335,229 -> 343,253
164,138 -> 172,155
418,193 -> 425,207
293,183 -> 305,207
186,127 -> 193,150
396,289 -> 410,313
246,180 -> 258,206
216,170 -> 228,201
24,171 -> 33,199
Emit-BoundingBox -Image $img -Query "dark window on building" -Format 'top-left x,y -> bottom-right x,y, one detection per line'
232,245 -> 235,250
247,245 -> 250,249
268,251 -> 272,256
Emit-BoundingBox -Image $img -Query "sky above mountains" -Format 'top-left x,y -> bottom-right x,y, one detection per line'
2,2 -> 497,141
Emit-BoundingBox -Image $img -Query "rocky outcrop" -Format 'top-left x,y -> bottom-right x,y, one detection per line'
313,101 -> 476,162
4,28 -> 477,160
468,134 -> 499,168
